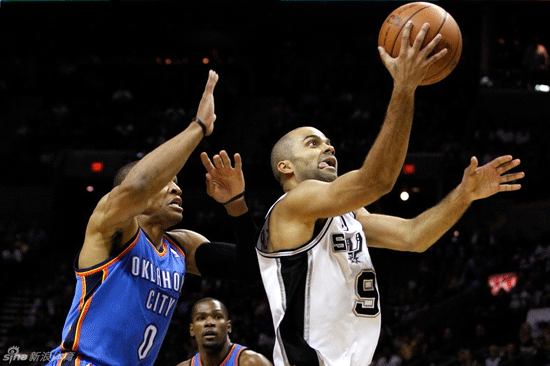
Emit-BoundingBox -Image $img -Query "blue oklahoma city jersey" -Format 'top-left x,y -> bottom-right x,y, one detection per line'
191,344 -> 247,366
49,228 -> 186,366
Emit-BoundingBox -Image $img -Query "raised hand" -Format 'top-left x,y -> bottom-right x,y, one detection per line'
196,70 -> 219,136
200,150 -> 245,204
461,155 -> 525,202
378,21 -> 448,89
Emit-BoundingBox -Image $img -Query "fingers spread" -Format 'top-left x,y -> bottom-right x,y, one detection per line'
501,172 -> 525,183
399,21 -> 413,55
497,159 -> 521,175
220,150 -> 232,168
412,23 -> 430,51
491,155 -> 513,169
465,156 -> 478,174
234,153 -> 242,171
500,183 -> 522,192
200,152 -> 215,172
213,154 -> 224,168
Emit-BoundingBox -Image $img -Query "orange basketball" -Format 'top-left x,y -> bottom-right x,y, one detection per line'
378,2 -> 462,85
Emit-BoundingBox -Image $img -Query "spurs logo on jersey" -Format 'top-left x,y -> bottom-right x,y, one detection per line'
256,195 -> 381,366
331,217 -> 364,264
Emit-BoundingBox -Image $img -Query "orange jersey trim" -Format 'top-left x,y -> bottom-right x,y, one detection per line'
164,235 -> 186,258
72,293 -> 93,351
56,351 -> 68,366
234,346 -> 246,366
76,231 -> 142,276
146,237 -> 168,257
219,344 -> 238,366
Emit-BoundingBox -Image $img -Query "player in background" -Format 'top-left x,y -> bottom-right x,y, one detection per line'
177,298 -> 273,366
255,24 -> 525,365
47,70 -> 257,366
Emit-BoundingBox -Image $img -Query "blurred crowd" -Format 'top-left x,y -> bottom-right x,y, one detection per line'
1,202 -> 550,365
2,2 -> 550,366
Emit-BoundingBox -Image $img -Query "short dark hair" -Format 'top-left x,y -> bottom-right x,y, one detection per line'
190,297 -> 229,321
270,132 -> 296,185
113,161 -> 139,187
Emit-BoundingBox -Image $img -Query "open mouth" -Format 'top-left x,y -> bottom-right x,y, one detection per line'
318,156 -> 337,169
169,197 -> 183,210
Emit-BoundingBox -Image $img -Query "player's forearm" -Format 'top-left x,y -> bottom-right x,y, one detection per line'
358,85 -> 415,195
123,122 -> 204,196
408,185 -> 472,252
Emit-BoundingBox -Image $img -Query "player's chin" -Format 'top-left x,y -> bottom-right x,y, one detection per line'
165,212 -> 183,227
318,170 -> 338,182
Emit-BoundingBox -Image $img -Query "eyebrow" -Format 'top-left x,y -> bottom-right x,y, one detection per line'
302,135 -> 330,145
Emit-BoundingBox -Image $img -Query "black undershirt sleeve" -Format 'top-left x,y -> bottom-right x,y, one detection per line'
194,211 -> 261,283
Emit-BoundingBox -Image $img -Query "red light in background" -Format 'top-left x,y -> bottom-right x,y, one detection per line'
488,272 -> 518,295
403,164 -> 416,175
91,162 -> 104,173
202,57 -> 210,64
86,186 -> 95,193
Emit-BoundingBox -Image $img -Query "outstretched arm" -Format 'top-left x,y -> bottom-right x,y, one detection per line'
280,22 -> 448,221
170,151 -> 260,281
79,70 -> 219,269
358,155 -> 524,252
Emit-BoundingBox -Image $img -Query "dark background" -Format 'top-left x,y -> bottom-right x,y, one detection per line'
1,1 -> 550,365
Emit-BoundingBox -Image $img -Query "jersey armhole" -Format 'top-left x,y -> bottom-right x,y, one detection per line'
164,232 -> 187,257
74,228 -> 140,273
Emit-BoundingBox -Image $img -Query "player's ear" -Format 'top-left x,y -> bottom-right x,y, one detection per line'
227,320 -> 232,334
189,324 -> 195,337
277,160 -> 293,175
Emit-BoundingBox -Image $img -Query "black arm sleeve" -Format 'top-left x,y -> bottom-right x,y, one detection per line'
194,211 -> 261,283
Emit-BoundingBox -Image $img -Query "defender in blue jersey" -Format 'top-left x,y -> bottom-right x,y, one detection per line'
177,298 -> 272,366
48,71 -> 258,366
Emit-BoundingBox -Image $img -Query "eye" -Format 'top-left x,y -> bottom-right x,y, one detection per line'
307,140 -> 318,147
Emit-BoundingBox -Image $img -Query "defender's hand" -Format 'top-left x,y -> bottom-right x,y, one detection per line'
201,150 -> 245,203
196,70 -> 219,136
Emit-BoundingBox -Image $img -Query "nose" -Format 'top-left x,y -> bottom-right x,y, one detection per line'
324,144 -> 335,155
171,183 -> 182,196
204,316 -> 214,326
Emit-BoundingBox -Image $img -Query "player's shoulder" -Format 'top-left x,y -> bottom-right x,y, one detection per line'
353,207 -> 370,218
239,349 -> 273,366
176,360 -> 191,366
167,229 -> 208,250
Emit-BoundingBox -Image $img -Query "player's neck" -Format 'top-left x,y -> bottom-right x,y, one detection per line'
199,342 -> 233,366
140,224 -> 165,250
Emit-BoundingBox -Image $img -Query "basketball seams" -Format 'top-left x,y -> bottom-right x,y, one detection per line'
380,2 -> 462,85
423,17 -> 462,85
388,5 -> 432,57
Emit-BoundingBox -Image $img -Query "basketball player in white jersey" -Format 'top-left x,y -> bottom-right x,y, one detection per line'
255,23 -> 525,366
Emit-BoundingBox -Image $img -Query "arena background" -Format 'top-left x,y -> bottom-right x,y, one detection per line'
1,1 -> 550,365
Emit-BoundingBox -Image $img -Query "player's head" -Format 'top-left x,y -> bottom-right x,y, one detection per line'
114,161 -> 184,228
189,298 -> 231,351
271,126 -> 337,189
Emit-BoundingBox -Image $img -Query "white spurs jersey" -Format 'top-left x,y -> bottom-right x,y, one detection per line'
256,195 -> 381,366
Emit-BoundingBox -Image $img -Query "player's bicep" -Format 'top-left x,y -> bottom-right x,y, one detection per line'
98,185 -> 149,230
357,212 -> 415,251
167,230 -> 208,276
283,171 -> 385,220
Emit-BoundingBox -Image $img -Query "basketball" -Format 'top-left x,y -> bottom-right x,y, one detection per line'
378,2 -> 462,85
